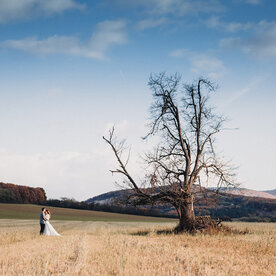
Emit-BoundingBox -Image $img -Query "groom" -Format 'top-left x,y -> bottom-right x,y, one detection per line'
40,207 -> 46,235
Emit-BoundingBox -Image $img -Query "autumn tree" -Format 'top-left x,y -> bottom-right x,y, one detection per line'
0,182 -> 46,203
104,73 -> 236,232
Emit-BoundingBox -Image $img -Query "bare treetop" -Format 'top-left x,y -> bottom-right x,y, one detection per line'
104,72 -> 236,232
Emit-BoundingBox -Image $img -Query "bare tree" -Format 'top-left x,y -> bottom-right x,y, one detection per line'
103,73 -> 236,232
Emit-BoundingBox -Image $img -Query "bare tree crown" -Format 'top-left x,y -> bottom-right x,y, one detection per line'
103,72 -> 236,210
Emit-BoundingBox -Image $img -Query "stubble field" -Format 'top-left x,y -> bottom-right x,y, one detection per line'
0,219 -> 275,276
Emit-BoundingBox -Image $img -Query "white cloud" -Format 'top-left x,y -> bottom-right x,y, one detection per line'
220,21 -> 276,59
170,49 -> 189,58
170,49 -> 226,78
108,0 -> 224,31
1,20 -> 128,60
0,0 -> 85,23
243,0 -> 262,5
136,17 -> 168,30
113,0 -> 224,16
88,20 -> 128,59
191,55 -> 226,78
205,16 -> 252,32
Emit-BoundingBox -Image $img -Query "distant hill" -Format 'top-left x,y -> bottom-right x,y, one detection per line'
86,187 -> 276,205
0,182 -> 46,204
263,189 -> 276,197
86,187 -> 276,222
215,188 -> 276,199
87,189 -> 131,205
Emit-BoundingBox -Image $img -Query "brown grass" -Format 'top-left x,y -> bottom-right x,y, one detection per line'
0,220 -> 275,275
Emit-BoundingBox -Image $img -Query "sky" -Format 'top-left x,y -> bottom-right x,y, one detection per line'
0,0 -> 275,200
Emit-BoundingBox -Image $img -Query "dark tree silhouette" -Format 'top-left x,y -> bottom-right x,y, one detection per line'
104,73 -> 236,232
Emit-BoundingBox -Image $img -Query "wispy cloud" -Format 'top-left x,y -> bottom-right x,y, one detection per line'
170,49 -> 226,78
243,0 -> 262,5
104,0 -> 225,31
112,0 -> 224,16
205,16 -> 252,32
220,21 -> 276,60
136,17 -> 168,30
0,0 -> 85,23
221,75 -> 268,107
1,20 -> 128,60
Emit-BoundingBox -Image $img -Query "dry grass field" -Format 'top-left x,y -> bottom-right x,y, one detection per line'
0,219 -> 275,276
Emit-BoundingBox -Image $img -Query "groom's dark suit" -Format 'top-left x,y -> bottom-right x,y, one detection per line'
40,211 -> 45,235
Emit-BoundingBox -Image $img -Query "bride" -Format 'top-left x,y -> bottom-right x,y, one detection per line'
44,209 -> 61,236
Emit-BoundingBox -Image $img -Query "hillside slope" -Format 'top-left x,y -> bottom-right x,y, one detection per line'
223,188 -> 276,199
263,189 -> 276,197
87,188 -> 276,221
0,203 -> 174,222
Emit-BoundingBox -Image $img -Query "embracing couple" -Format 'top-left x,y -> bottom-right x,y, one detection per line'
40,207 -> 61,236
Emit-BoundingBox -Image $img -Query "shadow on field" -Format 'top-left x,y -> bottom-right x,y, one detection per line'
156,229 -> 174,235
130,224 -> 250,236
130,230 -> 150,236
130,229 -> 174,236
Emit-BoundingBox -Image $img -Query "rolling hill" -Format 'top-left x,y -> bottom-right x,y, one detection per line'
263,189 -> 276,197
0,203 -> 174,222
86,187 -> 276,222
86,187 -> 276,205
221,188 -> 276,199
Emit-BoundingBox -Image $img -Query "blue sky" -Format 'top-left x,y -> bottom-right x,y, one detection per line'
0,0 -> 275,200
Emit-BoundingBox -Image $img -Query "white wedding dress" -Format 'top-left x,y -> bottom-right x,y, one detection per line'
44,214 -> 61,236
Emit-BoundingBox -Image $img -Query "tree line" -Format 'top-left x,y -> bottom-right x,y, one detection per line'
44,195 -> 276,222
0,182 -> 46,204
44,198 -> 173,218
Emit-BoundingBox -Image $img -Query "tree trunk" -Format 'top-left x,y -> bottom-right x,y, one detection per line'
175,196 -> 196,233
